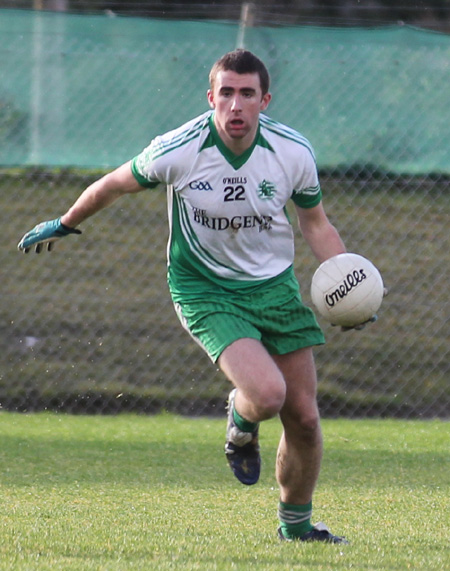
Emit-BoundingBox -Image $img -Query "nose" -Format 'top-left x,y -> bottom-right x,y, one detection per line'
230,95 -> 242,112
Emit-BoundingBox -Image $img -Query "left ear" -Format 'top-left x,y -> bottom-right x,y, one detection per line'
207,89 -> 215,109
260,92 -> 272,112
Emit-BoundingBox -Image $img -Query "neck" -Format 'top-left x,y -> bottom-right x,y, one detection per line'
214,120 -> 258,156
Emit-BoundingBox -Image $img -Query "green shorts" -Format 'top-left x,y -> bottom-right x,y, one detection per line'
173,273 -> 325,362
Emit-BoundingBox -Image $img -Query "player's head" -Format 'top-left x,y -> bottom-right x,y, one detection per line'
209,49 -> 270,96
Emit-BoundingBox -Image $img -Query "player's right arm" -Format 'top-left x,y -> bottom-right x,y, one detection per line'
18,161 -> 145,253
60,161 -> 144,229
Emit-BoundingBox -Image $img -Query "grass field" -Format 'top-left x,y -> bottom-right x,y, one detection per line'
0,413 -> 449,570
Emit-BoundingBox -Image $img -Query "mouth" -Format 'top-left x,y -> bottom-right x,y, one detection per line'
225,116 -> 247,139
229,118 -> 245,130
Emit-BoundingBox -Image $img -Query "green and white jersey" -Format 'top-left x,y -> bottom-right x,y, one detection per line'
131,111 -> 322,298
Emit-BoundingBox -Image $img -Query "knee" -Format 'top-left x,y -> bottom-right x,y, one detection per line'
298,413 -> 321,436
282,407 -> 321,441
252,383 -> 286,420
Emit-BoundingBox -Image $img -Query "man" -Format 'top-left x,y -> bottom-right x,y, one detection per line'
19,49 -> 352,543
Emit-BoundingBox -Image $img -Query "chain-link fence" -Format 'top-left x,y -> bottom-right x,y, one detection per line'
1,9 -> 449,418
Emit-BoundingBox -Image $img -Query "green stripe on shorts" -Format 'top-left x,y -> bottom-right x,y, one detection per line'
173,272 -> 325,362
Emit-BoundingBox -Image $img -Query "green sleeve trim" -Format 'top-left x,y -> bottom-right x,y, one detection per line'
131,157 -> 160,189
291,186 -> 322,208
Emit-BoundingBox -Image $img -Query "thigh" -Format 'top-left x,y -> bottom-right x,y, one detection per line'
218,337 -> 286,402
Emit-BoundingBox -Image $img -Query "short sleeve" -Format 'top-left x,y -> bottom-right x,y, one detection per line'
291,184 -> 322,208
131,138 -> 164,189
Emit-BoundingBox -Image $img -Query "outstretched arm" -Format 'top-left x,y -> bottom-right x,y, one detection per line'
18,162 -> 144,253
60,161 -> 144,228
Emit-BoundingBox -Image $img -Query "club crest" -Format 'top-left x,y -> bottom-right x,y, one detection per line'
257,179 -> 276,200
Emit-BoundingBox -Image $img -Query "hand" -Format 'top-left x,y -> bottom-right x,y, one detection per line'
338,315 -> 378,332
335,288 -> 389,332
17,217 -> 82,253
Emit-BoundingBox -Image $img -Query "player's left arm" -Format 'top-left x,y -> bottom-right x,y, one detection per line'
295,202 -> 346,263
297,202 -> 387,331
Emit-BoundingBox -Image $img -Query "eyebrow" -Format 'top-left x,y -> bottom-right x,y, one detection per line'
219,86 -> 257,93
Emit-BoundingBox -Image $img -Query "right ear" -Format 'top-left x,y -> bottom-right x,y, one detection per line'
207,89 -> 215,109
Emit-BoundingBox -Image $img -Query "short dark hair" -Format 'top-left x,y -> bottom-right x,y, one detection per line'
209,49 -> 270,96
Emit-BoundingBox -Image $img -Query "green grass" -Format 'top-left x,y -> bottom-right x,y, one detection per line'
1,413 -> 449,570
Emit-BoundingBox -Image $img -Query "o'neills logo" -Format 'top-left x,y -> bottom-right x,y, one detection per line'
325,269 -> 367,307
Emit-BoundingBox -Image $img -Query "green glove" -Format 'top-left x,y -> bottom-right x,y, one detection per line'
18,217 -> 81,253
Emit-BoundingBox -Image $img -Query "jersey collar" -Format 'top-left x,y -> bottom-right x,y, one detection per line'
201,113 -> 274,170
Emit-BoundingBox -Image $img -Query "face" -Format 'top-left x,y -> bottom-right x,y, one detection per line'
207,70 -> 271,154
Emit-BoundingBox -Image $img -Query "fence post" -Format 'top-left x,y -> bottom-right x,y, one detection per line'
236,2 -> 256,49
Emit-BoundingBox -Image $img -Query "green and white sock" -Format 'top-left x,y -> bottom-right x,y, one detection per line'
233,406 -> 258,433
278,501 -> 314,539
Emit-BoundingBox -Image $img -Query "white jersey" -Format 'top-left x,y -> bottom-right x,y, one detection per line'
131,111 -> 322,296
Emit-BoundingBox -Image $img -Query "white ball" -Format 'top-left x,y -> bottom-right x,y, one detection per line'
310,253 -> 384,327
